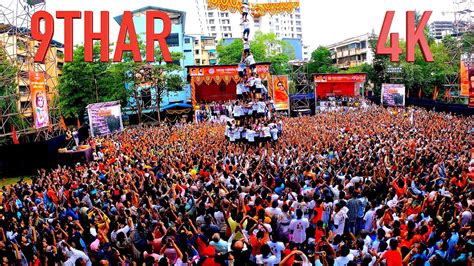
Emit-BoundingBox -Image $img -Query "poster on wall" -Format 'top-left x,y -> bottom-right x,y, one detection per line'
381,84 -> 405,107
461,59 -> 473,97
469,68 -> 474,108
30,71 -> 50,129
86,101 -> 124,137
272,75 -> 289,111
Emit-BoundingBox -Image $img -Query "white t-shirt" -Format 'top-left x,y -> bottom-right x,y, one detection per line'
267,241 -> 285,261
265,207 -> 282,218
237,83 -> 244,95
247,130 -> 256,142
257,102 -> 266,113
363,209 -> 375,231
242,4 -> 249,13
334,255 -> 354,266
263,127 -> 271,138
233,105 -> 241,117
245,55 -> 255,65
255,254 -> 279,266
244,41 -> 250,50
242,21 -> 250,29
289,218 -> 309,243
271,128 -> 279,140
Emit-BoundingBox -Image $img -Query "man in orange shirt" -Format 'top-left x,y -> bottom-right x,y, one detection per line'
380,239 -> 403,266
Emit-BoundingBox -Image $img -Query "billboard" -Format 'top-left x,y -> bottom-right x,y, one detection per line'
314,73 -> 366,83
87,101 -> 124,137
461,60 -> 473,97
30,71 -> 50,129
272,75 -> 289,111
381,84 -> 405,106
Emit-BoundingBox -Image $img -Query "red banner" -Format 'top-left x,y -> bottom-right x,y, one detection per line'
272,75 -> 289,111
30,71 -> 50,129
189,64 -> 270,77
314,73 -> 366,83
461,60 -> 473,97
469,68 -> 474,108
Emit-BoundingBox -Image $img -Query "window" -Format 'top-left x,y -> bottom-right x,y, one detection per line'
296,27 -> 302,32
19,70 -> 28,79
195,49 -> 200,55
20,101 -> 29,111
212,33 -> 217,37
297,34 -> 302,39
166,33 -> 180,47
295,15 -> 301,19
211,26 -> 216,31
19,85 -> 28,94
57,62 -> 63,70
195,59 -> 200,64
276,26 -> 279,30
17,55 -> 27,63
184,49 -> 192,53
360,40 -> 367,49
207,12 -> 214,17
296,21 -> 301,26
208,19 -> 215,24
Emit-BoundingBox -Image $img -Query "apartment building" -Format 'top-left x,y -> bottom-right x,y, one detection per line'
191,35 -> 218,65
327,33 -> 373,70
0,25 -> 64,117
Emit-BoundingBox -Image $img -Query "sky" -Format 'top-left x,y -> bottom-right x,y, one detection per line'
5,0 -> 458,51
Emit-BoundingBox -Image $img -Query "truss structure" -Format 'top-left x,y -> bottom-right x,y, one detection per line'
0,0 -> 63,144
442,0 -> 473,99
288,60 -> 311,113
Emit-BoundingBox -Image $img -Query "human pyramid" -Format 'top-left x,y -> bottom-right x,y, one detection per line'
224,0 -> 283,144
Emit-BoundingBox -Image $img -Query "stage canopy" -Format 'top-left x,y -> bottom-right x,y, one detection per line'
186,63 -> 271,107
313,73 -> 367,99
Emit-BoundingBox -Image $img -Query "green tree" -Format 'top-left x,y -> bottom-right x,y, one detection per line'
58,43 -> 128,118
0,48 -> 17,111
215,32 -> 294,74
305,46 -> 338,75
216,39 -> 244,65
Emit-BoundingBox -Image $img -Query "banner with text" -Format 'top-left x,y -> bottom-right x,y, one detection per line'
87,101 -> 124,137
30,71 -> 50,129
381,84 -> 405,107
272,75 -> 289,111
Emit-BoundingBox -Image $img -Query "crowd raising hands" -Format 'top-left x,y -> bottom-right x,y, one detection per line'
0,102 -> 473,266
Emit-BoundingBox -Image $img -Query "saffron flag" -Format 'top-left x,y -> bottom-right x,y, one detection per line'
60,116 -> 67,130
433,86 -> 438,101
11,125 -> 19,144
77,118 -> 81,129
418,88 -> 422,98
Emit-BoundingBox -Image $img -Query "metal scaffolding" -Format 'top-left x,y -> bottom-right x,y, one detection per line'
442,0 -> 473,99
0,0 -> 63,144
288,60 -> 311,114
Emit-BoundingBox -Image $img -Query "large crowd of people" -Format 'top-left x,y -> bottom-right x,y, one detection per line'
0,102 -> 473,266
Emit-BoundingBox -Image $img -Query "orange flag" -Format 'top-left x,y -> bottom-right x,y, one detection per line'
433,86 -> 438,101
77,118 -> 81,129
11,125 -> 19,144
418,88 -> 422,98
48,122 -> 52,132
60,116 -> 67,130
